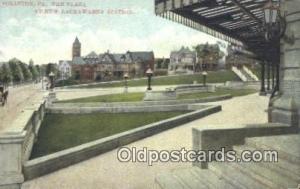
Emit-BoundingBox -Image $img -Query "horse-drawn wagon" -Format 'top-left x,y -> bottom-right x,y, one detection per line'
0,85 -> 8,106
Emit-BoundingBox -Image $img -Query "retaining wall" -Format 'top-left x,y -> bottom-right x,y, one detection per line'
52,95 -> 232,108
221,81 -> 260,90
175,84 -> 216,94
23,105 -> 221,180
0,100 -> 46,189
48,104 -> 191,114
143,90 -> 177,101
48,95 -> 230,114
192,123 -> 298,169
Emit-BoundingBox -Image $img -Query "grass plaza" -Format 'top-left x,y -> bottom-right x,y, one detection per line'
0,0 -> 299,189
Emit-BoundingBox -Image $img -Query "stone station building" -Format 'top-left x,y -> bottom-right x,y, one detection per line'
155,0 -> 300,188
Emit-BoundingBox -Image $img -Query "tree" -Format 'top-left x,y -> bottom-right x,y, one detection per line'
35,64 -> 41,80
193,43 -> 225,71
8,58 -> 24,83
0,63 -> 12,85
194,43 -> 225,61
39,64 -> 46,78
19,62 -> 32,81
155,59 -> 163,69
35,64 -> 40,74
28,59 -> 39,81
45,63 -> 59,82
45,63 -> 52,76
162,58 -> 170,69
45,63 -> 58,76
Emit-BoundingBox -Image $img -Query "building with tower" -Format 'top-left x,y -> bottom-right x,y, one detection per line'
67,37 -> 155,81
72,37 -> 81,59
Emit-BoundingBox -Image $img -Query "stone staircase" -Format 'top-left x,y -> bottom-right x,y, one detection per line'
239,68 -> 255,82
231,66 -> 258,82
155,134 -> 300,189
242,66 -> 259,81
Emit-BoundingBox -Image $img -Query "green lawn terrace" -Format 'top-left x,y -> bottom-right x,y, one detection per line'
30,111 -> 190,158
21,71 -> 258,182
56,88 -> 257,103
30,79 -> 257,171
63,70 -> 240,89
31,87 -> 258,159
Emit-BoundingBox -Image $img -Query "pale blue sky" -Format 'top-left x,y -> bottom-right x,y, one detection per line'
0,0 -> 222,64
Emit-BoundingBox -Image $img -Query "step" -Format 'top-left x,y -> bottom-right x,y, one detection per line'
172,168 -> 211,189
239,69 -> 254,81
245,134 -> 300,165
229,146 -> 299,189
209,162 -> 273,189
155,167 -> 235,189
191,168 -> 236,189
234,145 -> 300,182
155,172 -> 186,189
232,160 -> 299,189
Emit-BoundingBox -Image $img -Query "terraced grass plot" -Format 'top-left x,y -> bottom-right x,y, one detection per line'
177,89 -> 257,100
56,89 -> 257,103
72,70 -> 239,88
31,111 -> 190,159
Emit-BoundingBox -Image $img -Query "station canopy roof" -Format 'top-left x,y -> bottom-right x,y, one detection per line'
155,0 -> 277,57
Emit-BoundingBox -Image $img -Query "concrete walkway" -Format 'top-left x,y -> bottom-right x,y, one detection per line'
22,93 -> 268,189
55,85 -> 178,101
0,84 -> 45,133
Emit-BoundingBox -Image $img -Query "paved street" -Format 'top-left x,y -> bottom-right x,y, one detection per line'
22,93 -> 268,189
0,84 -> 45,133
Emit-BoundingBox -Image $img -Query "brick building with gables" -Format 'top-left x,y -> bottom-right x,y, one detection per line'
70,37 -> 154,81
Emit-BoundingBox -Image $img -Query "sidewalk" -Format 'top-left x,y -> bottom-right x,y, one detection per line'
22,93 -> 268,189
0,84 -> 45,133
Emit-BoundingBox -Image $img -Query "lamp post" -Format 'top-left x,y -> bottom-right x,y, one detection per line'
202,71 -> 208,86
272,62 -> 275,89
49,72 -> 55,90
263,0 -> 287,94
263,0 -> 285,41
146,68 -> 153,91
267,61 -> 270,91
123,73 -> 129,93
260,61 -> 267,95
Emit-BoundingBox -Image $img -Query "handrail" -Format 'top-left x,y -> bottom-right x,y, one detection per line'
232,66 -> 247,82
242,66 -> 259,81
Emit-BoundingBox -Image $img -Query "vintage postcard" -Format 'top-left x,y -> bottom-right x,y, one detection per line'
0,0 -> 299,188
